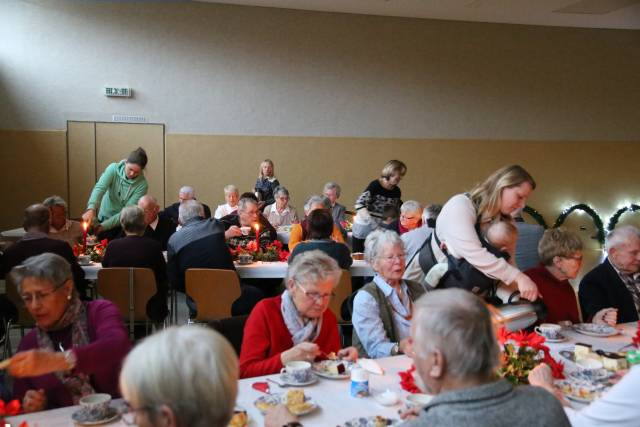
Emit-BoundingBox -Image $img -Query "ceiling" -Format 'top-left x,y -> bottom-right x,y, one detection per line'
196,0 -> 640,30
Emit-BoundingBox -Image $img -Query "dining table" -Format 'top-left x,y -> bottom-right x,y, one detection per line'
81,259 -> 374,281
6,322 -> 638,427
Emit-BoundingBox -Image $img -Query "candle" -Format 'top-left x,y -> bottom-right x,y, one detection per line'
82,221 -> 88,253
254,223 -> 261,249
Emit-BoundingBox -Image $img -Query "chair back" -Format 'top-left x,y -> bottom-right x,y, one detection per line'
329,270 -> 352,322
4,277 -> 35,328
186,269 -> 242,321
97,268 -> 157,336
208,315 -> 249,355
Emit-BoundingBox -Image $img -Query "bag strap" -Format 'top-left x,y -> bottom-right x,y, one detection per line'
406,233 -> 432,267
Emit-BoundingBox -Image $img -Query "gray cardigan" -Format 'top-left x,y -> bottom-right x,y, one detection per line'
401,379 -> 570,427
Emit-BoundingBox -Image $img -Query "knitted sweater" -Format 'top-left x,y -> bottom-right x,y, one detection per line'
239,295 -> 341,378
86,160 -> 148,230
354,179 -> 402,221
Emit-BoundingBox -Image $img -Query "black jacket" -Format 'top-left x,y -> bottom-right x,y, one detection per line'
143,213 -> 176,251
578,258 -> 639,323
162,201 -> 212,227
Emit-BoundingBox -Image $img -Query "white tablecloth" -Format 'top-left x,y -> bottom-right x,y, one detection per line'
82,259 -> 374,281
0,227 -> 25,239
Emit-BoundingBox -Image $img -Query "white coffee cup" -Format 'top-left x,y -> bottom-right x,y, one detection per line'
280,361 -> 312,383
535,323 -> 562,340
240,226 -> 251,236
77,255 -> 91,265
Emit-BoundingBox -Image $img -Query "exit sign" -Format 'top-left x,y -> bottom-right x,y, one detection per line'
104,87 -> 132,97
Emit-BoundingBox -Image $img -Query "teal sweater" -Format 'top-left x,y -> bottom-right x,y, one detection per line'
87,160 -> 148,230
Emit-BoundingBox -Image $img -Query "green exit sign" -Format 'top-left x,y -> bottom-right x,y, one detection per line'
104,87 -> 132,97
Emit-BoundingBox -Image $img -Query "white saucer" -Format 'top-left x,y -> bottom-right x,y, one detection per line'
535,332 -> 567,343
279,373 -> 318,386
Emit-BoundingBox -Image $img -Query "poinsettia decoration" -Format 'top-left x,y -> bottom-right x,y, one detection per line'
632,321 -> 640,349
398,365 -> 421,393
230,240 -> 289,262
498,327 -> 564,385
0,398 -> 28,426
73,238 -> 108,262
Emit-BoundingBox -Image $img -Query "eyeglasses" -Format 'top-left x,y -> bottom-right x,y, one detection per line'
118,400 -> 160,425
378,254 -> 406,262
562,255 -> 583,262
20,286 -> 64,306
296,282 -> 335,302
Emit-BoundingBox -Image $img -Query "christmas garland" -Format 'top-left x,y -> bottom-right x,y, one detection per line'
553,204 -> 606,245
607,204 -> 640,231
523,205 -> 548,229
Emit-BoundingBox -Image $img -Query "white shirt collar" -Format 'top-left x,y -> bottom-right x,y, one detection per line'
149,216 -> 159,231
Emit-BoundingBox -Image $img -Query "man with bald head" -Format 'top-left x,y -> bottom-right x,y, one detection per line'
0,204 -> 86,296
138,194 -> 175,250
162,186 -> 212,227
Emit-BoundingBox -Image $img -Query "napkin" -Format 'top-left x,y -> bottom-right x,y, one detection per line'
357,358 -> 384,375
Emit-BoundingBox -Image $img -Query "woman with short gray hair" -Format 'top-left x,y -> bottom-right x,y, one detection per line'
9,253 -> 131,412
239,250 -> 357,378
119,326 -> 237,427
214,184 -> 240,219
42,195 -> 83,248
383,200 -> 423,235
263,186 -> 299,227
352,229 -> 426,358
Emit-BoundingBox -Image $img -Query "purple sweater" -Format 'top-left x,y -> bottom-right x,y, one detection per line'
13,300 -> 131,409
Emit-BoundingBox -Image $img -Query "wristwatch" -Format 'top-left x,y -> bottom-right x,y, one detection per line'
391,343 -> 400,356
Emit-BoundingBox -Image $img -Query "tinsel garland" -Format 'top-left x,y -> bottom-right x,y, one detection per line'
523,206 -> 548,229
607,204 -> 640,231
553,204 -> 606,245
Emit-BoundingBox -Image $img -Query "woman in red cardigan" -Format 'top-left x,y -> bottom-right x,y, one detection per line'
239,250 -> 357,378
525,227 -> 616,325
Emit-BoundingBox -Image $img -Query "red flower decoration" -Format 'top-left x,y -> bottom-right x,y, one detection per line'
398,365 -> 421,393
631,321 -> 640,349
0,399 -> 21,416
278,250 -> 290,262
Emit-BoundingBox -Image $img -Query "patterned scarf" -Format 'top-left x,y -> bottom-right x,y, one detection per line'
280,290 -> 323,346
36,295 -> 95,404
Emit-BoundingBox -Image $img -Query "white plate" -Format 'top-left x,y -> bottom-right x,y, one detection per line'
341,416 -> 400,426
564,393 -> 595,404
312,360 -> 354,379
569,369 -> 613,382
71,407 -> 120,425
534,332 -> 567,343
573,324 -> 619,337
254,393 -> 318,416
279,373 -> 319,386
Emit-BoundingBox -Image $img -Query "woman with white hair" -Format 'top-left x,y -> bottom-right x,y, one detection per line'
351,230 -> 427,358
287,195 -> 346,251
418,165 -> 540,301
239,250 -> 357,378
214,184 -> 240,219
263,186 -> 299,227
383,200 -> 423,235
119,326 -> 238,427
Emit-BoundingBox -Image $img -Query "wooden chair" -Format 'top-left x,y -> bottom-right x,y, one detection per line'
185,269 -> 242,322
97,268 -> 158,339
2,277 -> 35,359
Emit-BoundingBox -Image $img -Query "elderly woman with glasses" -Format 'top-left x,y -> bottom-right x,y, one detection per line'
352,230 -> 427,359
119,326 -> 238,427
525,227 -> 617,325
263,186 -> 299,227
8,253 -> 131,412
239,250 -> 357,378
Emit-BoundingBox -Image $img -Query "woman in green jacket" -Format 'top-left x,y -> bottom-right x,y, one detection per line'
82,147 -> 149,236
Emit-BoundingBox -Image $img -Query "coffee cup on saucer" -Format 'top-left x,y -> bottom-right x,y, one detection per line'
238,253 -> 253,264
240,226 -> 251,236
77,255 -> 91,265
535,323 -> 562,340
280,361 -> 312,383
79,393 -> 112,420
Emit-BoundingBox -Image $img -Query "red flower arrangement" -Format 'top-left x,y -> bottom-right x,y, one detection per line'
398,365 -> 421,393
498,327 -> 564,385
73,238 -> 108,262
632,321 -> 640,349
0,399 -> 28,426
230,240 -> 289,262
